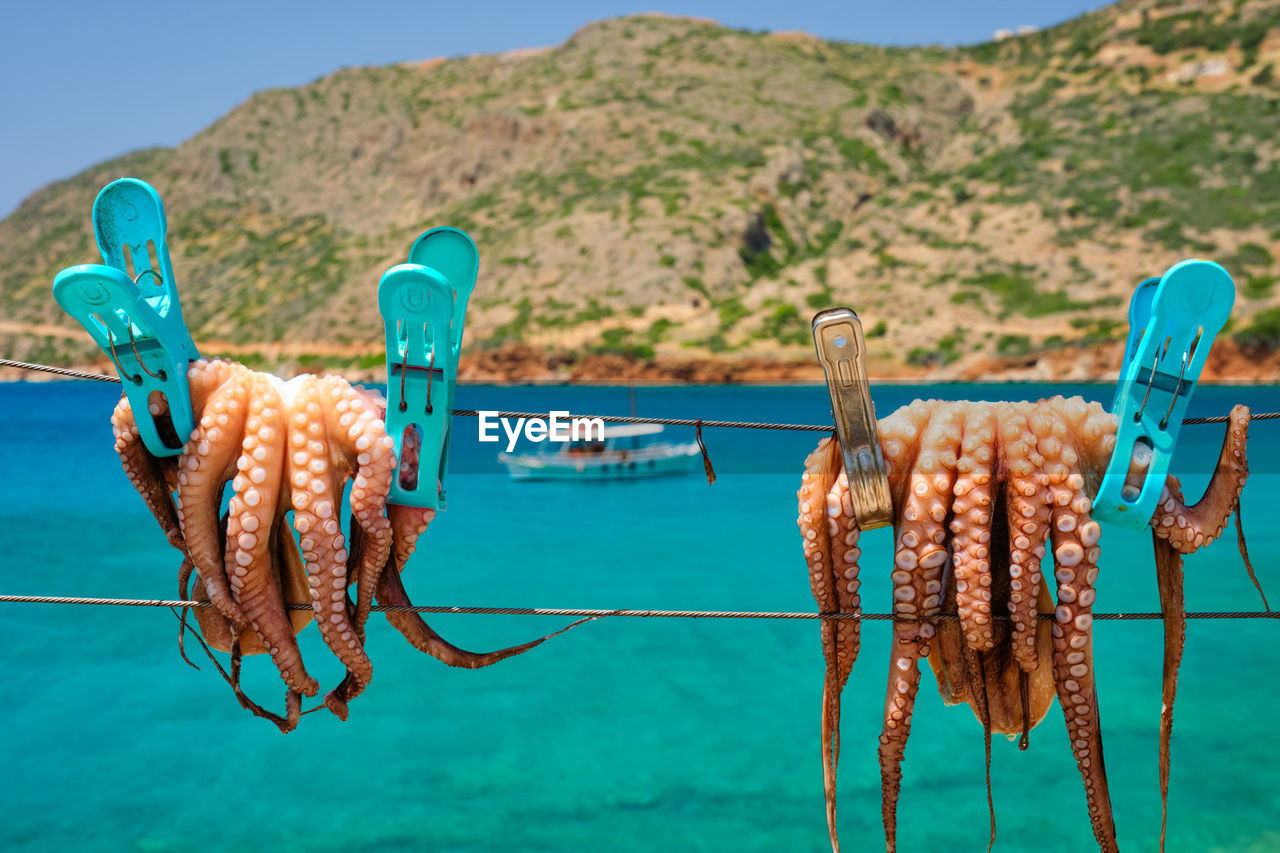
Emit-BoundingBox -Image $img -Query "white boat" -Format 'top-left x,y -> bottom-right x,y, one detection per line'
499,423 -> 702,481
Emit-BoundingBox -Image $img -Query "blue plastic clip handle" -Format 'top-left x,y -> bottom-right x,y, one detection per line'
408,227 -> 479,357
52,179 -> 200,456
381,227 -> 479,508
1094,260 -> 1234,529
1118,276 -> 1160,374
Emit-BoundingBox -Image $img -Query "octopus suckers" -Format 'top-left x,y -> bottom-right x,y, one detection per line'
1055,543 -> 1084,566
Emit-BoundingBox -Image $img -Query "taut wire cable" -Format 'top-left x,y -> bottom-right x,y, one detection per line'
2,357 -> 1278,429
0,596 -> 1276,620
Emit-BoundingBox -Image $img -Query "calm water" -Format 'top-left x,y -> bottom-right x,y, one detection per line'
1,381 -> 1278,852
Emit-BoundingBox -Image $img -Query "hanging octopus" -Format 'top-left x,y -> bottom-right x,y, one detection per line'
797,396 -> 1260,852
112,357 -> 590,731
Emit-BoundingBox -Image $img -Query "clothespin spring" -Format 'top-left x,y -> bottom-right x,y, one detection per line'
95,315 -> 143,385
1158,350 -> 1190,430
391,325 -> 442,416
93,269 -> 181,386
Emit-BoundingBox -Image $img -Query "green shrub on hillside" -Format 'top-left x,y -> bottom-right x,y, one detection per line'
1132,9 -> 1277,57
907,331 -> 964,366
1235,308 -> 1280,351
756,302 -> 809,345
996,334 -> 1032,357
959,266 -> 1093,318
593,327 -> 654,359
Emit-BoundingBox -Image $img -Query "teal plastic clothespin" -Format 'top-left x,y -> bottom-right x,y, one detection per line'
52,179 -> 200,456
1118,276 -> 1160,374
380,227 -> 479,508
1094,260 -> 1234,529
408,227 -> 478,354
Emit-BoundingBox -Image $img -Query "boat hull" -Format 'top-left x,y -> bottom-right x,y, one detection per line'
500,444 -> 702,481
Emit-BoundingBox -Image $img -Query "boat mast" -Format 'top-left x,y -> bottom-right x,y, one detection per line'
628,385 -> 639,450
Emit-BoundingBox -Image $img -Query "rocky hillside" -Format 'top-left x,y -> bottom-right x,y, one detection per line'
3,0 -> 1280,381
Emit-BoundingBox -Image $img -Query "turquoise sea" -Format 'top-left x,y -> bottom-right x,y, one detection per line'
2,380 -> 1278,852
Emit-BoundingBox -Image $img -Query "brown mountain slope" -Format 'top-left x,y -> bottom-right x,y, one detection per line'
2,0 -> 1280,381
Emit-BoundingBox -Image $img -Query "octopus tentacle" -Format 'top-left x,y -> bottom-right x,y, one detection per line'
1234,510 -> 1269,610
1152,404 -> 1250,553
189,513 -> 312,656
176,558 -> 200,670
877,631 -> 924,853
285,375 -> 370,718
171,569 -> 303,734
1048,492 -> 1117,852
1152,533 -> 1184,853
1065,400 -> 1120,490
796,451 -> 867,853
1145,405 -> 1253,848
798,436 -> 844,851
227,373 -> 318,697
318,376 -> 394,636
174,373 -> 250,626
951,404 -> 997,651
185,357 -> 239,398
879,399 -> 933,503
111,396 -> 183,552
965,647 -> 997,853
872,400 -> 932,853
894,403 -> 961,626
110,358 -> 245,559
826,471 -> 862,776
376,505 -> 596,668
879,402 -> 959,852
1002,404 -> 1051,672
228,636 -> 303,734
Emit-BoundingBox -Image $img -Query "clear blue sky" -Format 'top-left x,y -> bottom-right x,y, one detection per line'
0,0 -> 1108,217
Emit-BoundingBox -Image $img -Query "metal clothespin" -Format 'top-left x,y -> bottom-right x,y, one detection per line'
1094,260 -> 1234,529
380,227 -> 479,508
52,178 -> 200,456
811,307 -> 892,530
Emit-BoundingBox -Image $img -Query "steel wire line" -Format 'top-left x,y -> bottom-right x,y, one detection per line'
2,358 -> 1277,429
0,595 -> 1275,620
